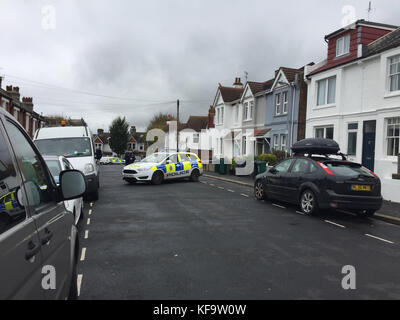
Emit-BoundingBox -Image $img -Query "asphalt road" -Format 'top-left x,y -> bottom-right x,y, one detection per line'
78,165 -> 400,299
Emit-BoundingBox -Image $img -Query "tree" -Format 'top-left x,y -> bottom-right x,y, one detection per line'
109,117 -> 129,157
146,112 -> 176,132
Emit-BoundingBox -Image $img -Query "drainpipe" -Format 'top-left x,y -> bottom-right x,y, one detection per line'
290,81 -> 296,154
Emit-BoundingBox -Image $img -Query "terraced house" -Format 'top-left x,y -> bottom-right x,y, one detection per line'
263,67 -> 308,153
0,78 -> 45,137
305,19 -> 400,202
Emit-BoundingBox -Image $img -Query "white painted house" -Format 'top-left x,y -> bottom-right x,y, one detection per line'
305,20 -> 400,202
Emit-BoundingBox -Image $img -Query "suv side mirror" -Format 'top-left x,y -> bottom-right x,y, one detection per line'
269,167 -> 277,174
59,170 -> 86,200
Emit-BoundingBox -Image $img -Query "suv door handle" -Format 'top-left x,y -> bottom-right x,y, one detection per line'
25,241 -> 41,261
41,228 -> 53,245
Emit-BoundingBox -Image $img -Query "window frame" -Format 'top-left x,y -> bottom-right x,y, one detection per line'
347,123 -> 358,156
316,76 -> 336,106
273,134 -> 279,150
3,116 -> 56,213
0,115 -> 30,233
280,134 -> 287,151
336,34 -> 350,57
386,117 -> 400,156
388,55 -> 400,93
282,91 -> 288,114
314,126 -> 334,139
275,94 -> 281,115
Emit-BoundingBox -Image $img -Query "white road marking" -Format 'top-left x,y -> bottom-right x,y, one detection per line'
296,210 -> 305,215
324,220 -> 346,228
227,189 -> 235,193
87,218 -> 91,225
365,233 -> 394,244
77,274 -> 83,296
209,183 -> 215,186
200,181 -> 207,184
84,230 -> 89,239
241,193 -> 249,198
90,203 -> 93,207
80,247 -> 86,261
88,209 -> 92,216
218,186 -> 225,190
272,203 -> 286,209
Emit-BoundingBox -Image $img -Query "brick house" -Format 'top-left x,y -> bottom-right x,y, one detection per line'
0,78 -> 45,137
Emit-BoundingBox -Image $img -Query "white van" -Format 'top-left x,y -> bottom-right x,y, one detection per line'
33,126 -> 100,200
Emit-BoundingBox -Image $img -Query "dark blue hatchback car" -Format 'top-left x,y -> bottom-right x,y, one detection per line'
254,139 -> 383,217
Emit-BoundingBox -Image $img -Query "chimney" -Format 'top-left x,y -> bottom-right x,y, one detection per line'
97,128 -> 104,135
233,77 -> 243,88
130,125 -> 136,134
208,105 -> 215,129
7,86 -> 21,101
22,97 -> 34,112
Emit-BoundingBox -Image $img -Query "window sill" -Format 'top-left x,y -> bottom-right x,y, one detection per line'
313,103 -> 336,110
243,119 -> 253,122
384,91 -> 400,99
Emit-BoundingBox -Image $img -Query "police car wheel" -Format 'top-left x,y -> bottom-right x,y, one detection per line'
189,169 -> 200,182
151,171 -> 164,185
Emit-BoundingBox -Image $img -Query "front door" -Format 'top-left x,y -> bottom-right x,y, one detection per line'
362,120 -> 376,171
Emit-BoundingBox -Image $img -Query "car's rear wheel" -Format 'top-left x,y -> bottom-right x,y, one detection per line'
151,171 -> 164,185
254,180 -> 267,200
300,189 -> 319,215
189,169 -> 200,182
356,209 -> 376,218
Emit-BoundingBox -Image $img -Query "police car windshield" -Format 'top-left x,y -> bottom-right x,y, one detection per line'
141,153 -> 169,163
35,138 -> 92,158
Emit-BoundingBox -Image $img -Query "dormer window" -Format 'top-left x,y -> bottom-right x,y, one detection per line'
336,34 -> 350,57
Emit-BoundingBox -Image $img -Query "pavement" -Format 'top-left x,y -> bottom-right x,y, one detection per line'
77,165 -> 400,299
204,171 -> 400,225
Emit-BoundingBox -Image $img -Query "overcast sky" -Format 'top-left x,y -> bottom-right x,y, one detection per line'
0,0 -> 399,132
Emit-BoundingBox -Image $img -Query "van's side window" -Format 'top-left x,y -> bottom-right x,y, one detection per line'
4,120 -> 53,211
0,125 -> 27,234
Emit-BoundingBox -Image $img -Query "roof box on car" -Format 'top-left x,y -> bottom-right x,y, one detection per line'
291,138 -> 340,155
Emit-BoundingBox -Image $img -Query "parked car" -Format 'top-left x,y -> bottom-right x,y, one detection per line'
33,126 -> 101,200
99,156 -> 113,165
254,138 -> 383,217
122,152 -> 202,185
0,107 -> 85,299
43,155 -> 84,225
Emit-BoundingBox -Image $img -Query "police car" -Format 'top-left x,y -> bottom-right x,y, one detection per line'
122,152 -> 203,185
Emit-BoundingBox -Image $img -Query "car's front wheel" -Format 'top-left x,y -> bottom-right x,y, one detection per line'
300,189 -> 319,215
254,180 -> 267,200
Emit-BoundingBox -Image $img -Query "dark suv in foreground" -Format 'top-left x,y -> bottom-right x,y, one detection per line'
254,153 -> 382,217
